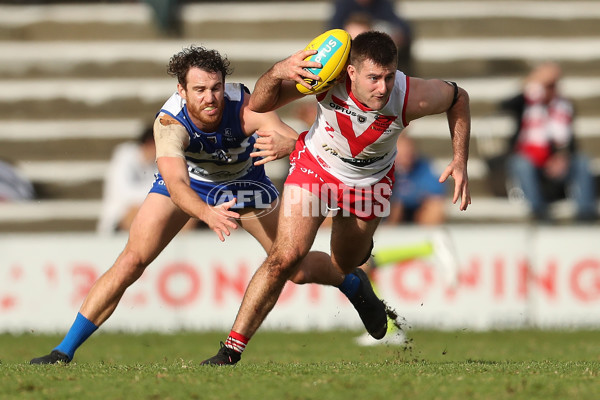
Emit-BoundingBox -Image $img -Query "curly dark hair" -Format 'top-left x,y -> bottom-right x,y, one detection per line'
350,31 -> 397,69
167,45 -> 233,87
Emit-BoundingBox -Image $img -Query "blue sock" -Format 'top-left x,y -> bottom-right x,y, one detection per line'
54,312 -> 98,360
338,272 -> 360,299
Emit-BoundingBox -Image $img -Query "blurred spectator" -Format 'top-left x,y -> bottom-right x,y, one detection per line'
144,0 -> 181,37
501,62 -> 598,223
293,100 -> 318,132
328,0 -> 414,75
97,126 -> 158,235
386,135 -> 446,225
0,159 -> 35,202
342,12 -> 373,40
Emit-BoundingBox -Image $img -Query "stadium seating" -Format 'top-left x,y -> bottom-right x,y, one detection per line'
1,0 -> 599,231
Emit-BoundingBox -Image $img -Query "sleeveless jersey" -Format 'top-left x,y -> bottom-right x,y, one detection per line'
305,70 -> 409,186
159,83 -> 255,182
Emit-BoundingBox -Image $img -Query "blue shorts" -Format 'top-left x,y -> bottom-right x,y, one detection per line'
149,165 -> 279,210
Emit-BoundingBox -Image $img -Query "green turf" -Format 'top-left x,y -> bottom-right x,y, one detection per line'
2,330 -> 599,400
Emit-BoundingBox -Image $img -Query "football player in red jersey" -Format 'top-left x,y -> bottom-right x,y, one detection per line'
202,31 -> 471,365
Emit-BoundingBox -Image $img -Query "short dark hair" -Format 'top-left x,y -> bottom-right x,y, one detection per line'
167,45 -> 233,87
138,125 -> 155,144
350,31 -> 397,69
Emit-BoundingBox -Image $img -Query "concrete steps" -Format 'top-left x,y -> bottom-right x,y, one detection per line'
4,2 -> 600,40
5,37 -> 600,79
2,76 -> 600,119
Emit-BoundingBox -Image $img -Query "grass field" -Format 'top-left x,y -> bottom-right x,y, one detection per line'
1,329 -> 599,400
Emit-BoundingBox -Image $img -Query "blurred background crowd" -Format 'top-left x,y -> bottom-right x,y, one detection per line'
1,0 -> 599,233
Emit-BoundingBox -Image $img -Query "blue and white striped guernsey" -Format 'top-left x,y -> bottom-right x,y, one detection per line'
158,83 -> 256,183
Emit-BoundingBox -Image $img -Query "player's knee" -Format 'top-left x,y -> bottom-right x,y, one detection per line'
265,248 -> 305,282
115,249 -> 150,284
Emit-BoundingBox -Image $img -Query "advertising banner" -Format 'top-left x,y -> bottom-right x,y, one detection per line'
1,225 -> 600,333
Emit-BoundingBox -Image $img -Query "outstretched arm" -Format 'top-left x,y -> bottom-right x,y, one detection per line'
443,82 -> 471,211
153,115 -> 240,241
241,93 -> 300,165
405,78 -> 472,210
249,129 -> 298,166
249,49 -> 321,112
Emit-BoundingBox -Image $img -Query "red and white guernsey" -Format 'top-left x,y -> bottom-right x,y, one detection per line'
305,70 -> 410,186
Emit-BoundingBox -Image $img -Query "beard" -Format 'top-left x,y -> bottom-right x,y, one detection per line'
187,100 -> 224,132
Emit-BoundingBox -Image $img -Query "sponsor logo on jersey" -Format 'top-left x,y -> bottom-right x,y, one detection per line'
328,102 -> 366,121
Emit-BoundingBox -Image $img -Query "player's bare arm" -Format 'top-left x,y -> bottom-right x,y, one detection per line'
249,127 -> 298,166
154,115 -> 240,240
405,78 -> 472,210
240,95 -> 299,165
443,81 -> 471,210
249,49 -> 321,113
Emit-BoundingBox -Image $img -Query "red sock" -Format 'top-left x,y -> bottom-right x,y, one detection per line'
225,330 -> 249,354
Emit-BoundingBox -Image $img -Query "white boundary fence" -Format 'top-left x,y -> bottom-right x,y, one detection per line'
2,224 -> 600,333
